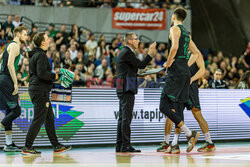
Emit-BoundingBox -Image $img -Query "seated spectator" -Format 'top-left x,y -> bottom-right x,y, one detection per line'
96,40 -> 109,60
29,25 -> 38,40
217,51 -> 224,63
155,52 -> 165,66
109,38 -> 119,62
46,50 -> 53,68
83,65 -> 96,87
42,0 -> 53,7
2,15 -> 15,32
21,0 -> 35,5
55,24 -> 69,50
116,33 -> 123,48
59,44 -> 67,60
94,59 -> 111,80
50,42 -> 58,56
63,50 -> 72,67
12,15 -> 22,27
69,24 -> 80,41
72,50 -> 84,65
69,44 -> 78,60
48,23 -> 58,38
17,72 -> 25,86
138,47 -> 148,61
138,42 -> 145,56
219,61 -> 228,79
139,74 -> 160,88
0,29 -> 8,48
85,33 -> 97,52
52,52 -> 62,68
208,69 -> 228,89
157,43 -> 166,56
72,74 -> 85,87
235,71 -> 250,89
100,0 -> 112,8
98,34 -> 106,43
241,42 -> 250,69
19,65 -> 29,86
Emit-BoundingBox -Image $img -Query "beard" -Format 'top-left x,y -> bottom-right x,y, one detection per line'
19,37 -> 26,44
171,21 -> 174,27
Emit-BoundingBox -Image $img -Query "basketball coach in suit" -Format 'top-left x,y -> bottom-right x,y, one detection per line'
116,32 -> 156,152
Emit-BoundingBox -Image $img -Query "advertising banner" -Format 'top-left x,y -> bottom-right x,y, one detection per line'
112,8 -> 166,30
0,88 -> 249,147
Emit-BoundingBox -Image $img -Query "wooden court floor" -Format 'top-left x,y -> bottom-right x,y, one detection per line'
1,142 -> 250,167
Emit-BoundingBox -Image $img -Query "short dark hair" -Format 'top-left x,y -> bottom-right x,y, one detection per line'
33,32 -> 46,47
124,32 -> 136,44
13,26 -> 28,37
174,7 -> 187,21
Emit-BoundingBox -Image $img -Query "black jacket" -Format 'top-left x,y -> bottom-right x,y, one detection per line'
116,46 -> 152,94
208,79 -> 228,89
29,47 -> 56,91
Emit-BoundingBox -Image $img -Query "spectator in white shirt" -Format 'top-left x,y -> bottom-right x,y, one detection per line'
69,44 -> 78,60
12,15 -> 22,27
85,33 -> 98,52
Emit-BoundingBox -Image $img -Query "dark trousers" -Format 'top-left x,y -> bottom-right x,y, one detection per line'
25,90 -> 59,148
116,92 -> 135,148
159,94 -> 184,127
1,105 -> 21,131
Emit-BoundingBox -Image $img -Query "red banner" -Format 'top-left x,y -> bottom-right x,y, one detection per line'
112,8 -> 166,30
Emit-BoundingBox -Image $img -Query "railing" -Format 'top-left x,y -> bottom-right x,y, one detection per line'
0,14 -> 9,23
34,0 -> 188,8
20,16 -> 33,31
0,15 -> 152,43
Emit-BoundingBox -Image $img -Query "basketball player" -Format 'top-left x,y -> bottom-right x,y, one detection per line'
0,26 -> 28,152
157,51 -> 216,154
159,7 -> 201,153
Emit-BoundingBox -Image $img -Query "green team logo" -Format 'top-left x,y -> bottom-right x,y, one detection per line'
12,92 -> 84,141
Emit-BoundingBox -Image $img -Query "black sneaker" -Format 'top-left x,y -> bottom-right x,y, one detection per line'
22,147 -> 41,155
54,144 -> 72,153
3,142 -> 22,152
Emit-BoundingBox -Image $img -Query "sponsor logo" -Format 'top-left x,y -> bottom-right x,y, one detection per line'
239,97 -> 250,117
4,92 -> 85,141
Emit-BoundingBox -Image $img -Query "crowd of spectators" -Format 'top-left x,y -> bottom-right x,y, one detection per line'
0,15 -> 249,89
3,0 -> 189,9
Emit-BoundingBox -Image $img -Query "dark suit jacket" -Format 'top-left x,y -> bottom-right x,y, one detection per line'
116,46 -> 152,94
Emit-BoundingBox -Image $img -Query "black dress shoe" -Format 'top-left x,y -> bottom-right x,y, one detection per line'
116,146 -> 121,152
121,146 -> 141,152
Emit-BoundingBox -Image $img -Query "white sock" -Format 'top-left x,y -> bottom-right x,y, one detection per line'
6,134 -> 12,145
180,124 -> 192,137
172,134 -> 180,146
164,134 -> 171,144
204,132 -> 213,144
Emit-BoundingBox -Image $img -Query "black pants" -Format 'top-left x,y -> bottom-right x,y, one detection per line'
0,75 -> 21,131
160,94 -> 184,127
25,90 -> 59,148
1,106 -> 21,131
116,92 -> 135,148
